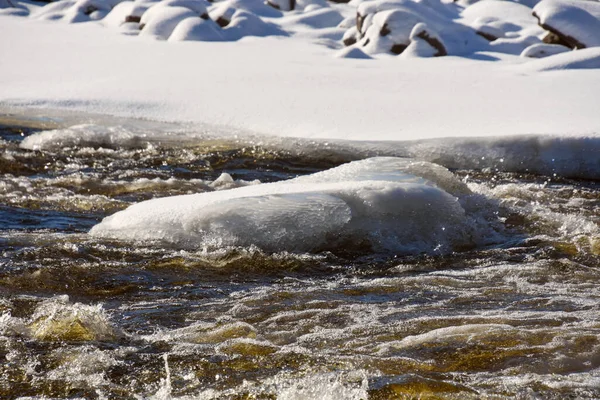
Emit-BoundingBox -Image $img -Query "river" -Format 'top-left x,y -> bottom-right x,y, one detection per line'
1,116 -> 599,399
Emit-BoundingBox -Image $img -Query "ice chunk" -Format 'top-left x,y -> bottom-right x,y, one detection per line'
90,157 -> 484,254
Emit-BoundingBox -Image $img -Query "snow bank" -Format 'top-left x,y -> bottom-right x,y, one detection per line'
90,157 -> 497,254
7,0 -> 600,59
1,15 -> 599,144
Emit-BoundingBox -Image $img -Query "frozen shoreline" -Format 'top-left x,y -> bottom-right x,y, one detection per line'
1,13 -> 599,143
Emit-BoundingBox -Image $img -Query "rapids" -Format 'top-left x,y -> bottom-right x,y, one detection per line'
1,117 -> 599,399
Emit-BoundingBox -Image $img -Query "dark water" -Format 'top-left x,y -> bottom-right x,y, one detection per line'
1,121 -> 599,399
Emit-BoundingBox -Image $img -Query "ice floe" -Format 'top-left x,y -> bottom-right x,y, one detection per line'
90,157 -> 501,254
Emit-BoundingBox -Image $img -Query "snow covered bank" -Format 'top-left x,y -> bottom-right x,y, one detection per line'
1,15 -> 599,143
90,157 -> 500,254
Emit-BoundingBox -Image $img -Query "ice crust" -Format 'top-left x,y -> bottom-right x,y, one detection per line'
90,157 -> 487,254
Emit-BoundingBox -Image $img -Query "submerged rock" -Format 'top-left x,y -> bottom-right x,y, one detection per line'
27,296 -> 117,342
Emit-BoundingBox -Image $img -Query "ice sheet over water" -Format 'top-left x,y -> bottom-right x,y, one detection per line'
90,157 -> 499,254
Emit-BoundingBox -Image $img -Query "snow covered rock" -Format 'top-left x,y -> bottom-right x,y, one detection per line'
89,157 -> 496,255
169,16 -> 223,40
210,5 -> 235,26
402,22 -> 446,57
520,42 -> 570,57
461,0 -> 543,40
280,7 -> 344,28
211,0 -> 282,19
224,9 -> 287,39
351,0 -> 486,56
533,0 -> 600,49
139,5 -> 198,39
35,0 -> 124,22
160,0 -> 209,17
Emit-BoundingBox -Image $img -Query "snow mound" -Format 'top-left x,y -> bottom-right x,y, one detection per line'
169,15 -> 224,41
140,5 -> 198,39
520,42 -> 570,58
533,0 -> 600,49
460,0 -> 544,53
90,157 -> 496,255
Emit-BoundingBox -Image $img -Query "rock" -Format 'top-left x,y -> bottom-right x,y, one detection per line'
343,27 -> 359,46
125,14 -> 141,22
211,6 -> 235,27
266,0 -> 295,11
402,22 -> 447,57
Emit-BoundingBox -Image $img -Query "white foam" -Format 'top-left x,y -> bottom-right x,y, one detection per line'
90,157 -> 494,254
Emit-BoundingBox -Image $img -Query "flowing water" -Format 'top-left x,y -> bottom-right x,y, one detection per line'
1,117 -> 599,399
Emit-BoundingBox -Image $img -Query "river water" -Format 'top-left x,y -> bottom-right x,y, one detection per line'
0,116 -> 599,399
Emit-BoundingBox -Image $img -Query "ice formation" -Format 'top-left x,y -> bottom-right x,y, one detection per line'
90,157 -> 495,254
